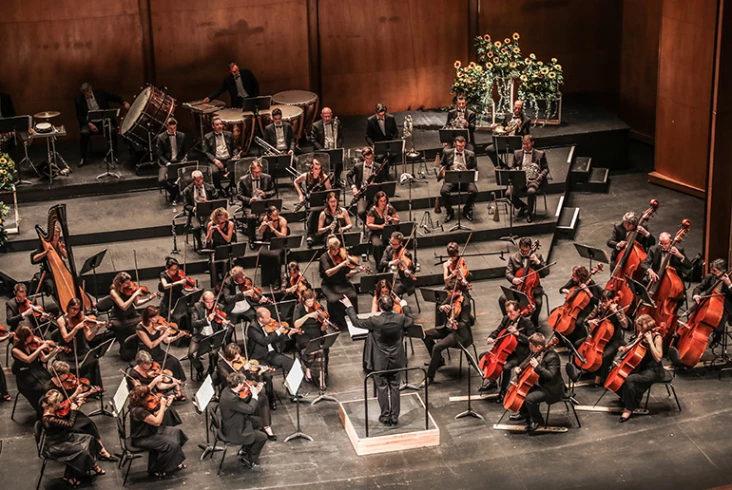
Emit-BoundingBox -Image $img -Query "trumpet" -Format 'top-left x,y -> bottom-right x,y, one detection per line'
254,136 -> 283,156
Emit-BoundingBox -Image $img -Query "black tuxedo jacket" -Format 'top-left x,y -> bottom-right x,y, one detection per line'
310,119 -> 343,150
263,122 -> 296,152
346,306 -> 412,371
203,130 -> 235,163
446,108 -> 477,144
440,148 -> 477,170
346,161 -> 388,189
436,295 -> 473,345
182,182 -> 218,213
156,131 -> 186,165
0,93 -> 16,118
207,70 -> 259,108
74,89 -> 125,126
218,388 -> 258,445
488,315 -> 537,360
607,223 -> 656,263
501,112 -> 531,136
693,273 -> 732,319
365,114 -> 398,146
190,301 -> 226,336
237,173 -> 276,206
5,298 -> 31,330
247,321 -> 284,361
506,251 -> 547,296
640,245 -> 692,278
511,148 -> 548,178
534,349 -> 564,403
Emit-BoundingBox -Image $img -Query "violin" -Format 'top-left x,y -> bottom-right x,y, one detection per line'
448,257 -> 472,289
230,355 -> 275,374
478,317 -> 521,381
145,392 -> 165,412
238,277 -> 273,304
548,264 -> 603,335
444,292 -> 464,330
121,281 -> 160,299
503,337 -> 559,412
55,399 -> 74,418
170,269 -> 197,291
151,316 -> 192,337
289,274 -> 309,297
18,300 -> 51,320
82,315 -> 111,328
263,318 -> 301,335
390,247 -> 415,280
0,324 -> 13,342
604,324 -> 665,393
28,336 -> 71,353
575,302 -> 627,372
148,361 -> 178,382
332,248 -> 372,273
306,301 -> 336,330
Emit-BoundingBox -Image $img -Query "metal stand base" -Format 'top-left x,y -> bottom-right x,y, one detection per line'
418,210 -> 442,235
449,222 -> 471,233
284,431 -> 314,443
455,408 -> 484,420
198,443 -> 224,460
310,392 -> 338,406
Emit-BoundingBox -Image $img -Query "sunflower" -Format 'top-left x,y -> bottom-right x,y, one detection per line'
494,41 -> 502,48
486,62 -> 493,69
504,38 -> 511,45
513,47 -> 520,54
457,71 -> 464,78
487,51 -> 494,58
548,72 -> 556,79
529,53 -> 536,60
537,61 -> 543,66
501,48 -> 507,55
520,74 -> 528,82
551,58 -> 558,63
493,57 -> 500,64
454,60 -> 462,69
468,61 -> 476,68
541,67 -> 549,74
0,158 -> 6,164
483,34 -> 491,41
509,62 -> 517,68
513,32 -> 520,40
524,58 -> 531,64
555,64 -> 562,71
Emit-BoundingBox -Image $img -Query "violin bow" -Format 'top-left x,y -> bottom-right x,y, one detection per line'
299,249 -> 321,289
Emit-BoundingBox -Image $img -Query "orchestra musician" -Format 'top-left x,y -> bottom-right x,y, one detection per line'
217,342 -> 277,412
30,222 -> 67,299
692,258 -> 732,348
367,191 -> 400,263
263,108 -> 296,154
342,293 -> 413,426
258,206 -> 290,290
11,325 -> 56,414
181,170 -> 219,251
445,94 -> 477,148
443,242 -> 471,288
158,257 -> 193,334
640,231 -> 692,285
75,82 -> 129,167
555,265 -> 601,345
618,315 -> 665,423
156,117 -> 187,203
347,146 -> 387,221
246,307 -> 296,375
438,135 -> 477,222
311,107 -> 343,182
583,290 -> 629,386
319,236 -> 362,330
365,103 -> 399,146
317,191 -> 353,243
294,158 -> 332,207
136,305 -> 188,393
55,298 -> 104,387
126,351 -> 184,424
607,211 -> 655,265
238,160 -> 276,248
110,271 -> 157,359
292,288 -> 330,388
499,237 -> 547,327
506,135 -> 548,222
479,300 -> 537,399
379,231 -> 417,297
205,207 -> 236,285
282,261 -> 312,302
189,290 -> 230,380
421,277 -> 473,386
220,266 -> 268,324
204,62 -> 260,108
487,99 -> 531,167
5,282 -> 53,332
202,116 -> 234,193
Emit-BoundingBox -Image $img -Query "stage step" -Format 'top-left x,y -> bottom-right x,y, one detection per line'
574,167 -> 610,193
569,156 -> 592,183
556,206 -> 581,237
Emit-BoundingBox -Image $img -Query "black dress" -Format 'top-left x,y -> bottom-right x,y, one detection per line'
260,219 -> 289,288
319,252 -> 358,330
292,303 -> 328,380
12,349 -> 53,413
50,382 -> 103,441
125,368 -> 183,427
367,204 -> 396,263
110,291 -> 141,349
57,316 -> 103,387
42,411 -> 100,478
621,336 -> 665,411
158,271 -> 185,321
206,221 -> 237,286
129,407 -> 188,475
136,324 -> 187,382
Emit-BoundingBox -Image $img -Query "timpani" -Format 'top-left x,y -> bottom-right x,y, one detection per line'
271,90 -> 319,140
257,104 -> 304,144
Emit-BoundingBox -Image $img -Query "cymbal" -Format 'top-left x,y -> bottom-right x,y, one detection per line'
34,111 -> 61,119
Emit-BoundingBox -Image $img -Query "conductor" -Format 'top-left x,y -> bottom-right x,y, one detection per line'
341,294 -> 413,426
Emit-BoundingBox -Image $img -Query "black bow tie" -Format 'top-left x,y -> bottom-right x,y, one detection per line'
215,133 -> 223,137
456,153 -> 463,157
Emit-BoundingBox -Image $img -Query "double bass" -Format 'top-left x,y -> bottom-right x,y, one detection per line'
478,317 -> 521,381
604,323 -> 665,393
605,200 -> 659,309
503,337 -> 559,412
548,264 -> 603,335
575,302 -> 629,372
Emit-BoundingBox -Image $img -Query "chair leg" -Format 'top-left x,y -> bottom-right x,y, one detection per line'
644,385 -> 652,410
36,459 -> 47,490
414,293 -> 422,313
458,349 -> 464,379
670,385 -> 681,412
11,392 -> 21,421
544,404 -> 551,428
217,446 -> 229,476
123,457 -> 134,486
408,337 -> 415,356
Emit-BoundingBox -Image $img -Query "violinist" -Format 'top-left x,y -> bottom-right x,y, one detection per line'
258,205 -> 290,290
583,290 -> 628,386
293,288 -> 331,387
317,191 -> 353,241
499,237 -> 547,327
126,351 -> 184,426
220,266 -> 264,324
238,160 -> 276,248
40,389 -> 107,487
11,325 -> 56,414
319,235 -> 362,330
443,242 -> 471,289
294,158 -> 332,207
56,298 -> 103,387
379,231 -> 417,297
692,258 -> 732,348
367,191 -> 400,262
158,257 -> 192,333
205,207 -> 236,285
513,333 -> 564,432
555,265 -> 601,345
217,343 -> 276,411
189,290 -> 230,379
218,369 -> 276,444
247,307 -> 295,376
640,231 -> 692,285
110,272 -> 156,357
421,277 -> 473,386
480,300 -> 537,399
136,305 -> 188,392
5,283 -> 53,331
218,372 -> 269,471
607,211 -> 655,266
282,261 -> 312,301
30,222 -> 68,298
128,385 -> 188,478
182,170 -> 218,251
618,315 -> 665,423
347,146 -> 387,221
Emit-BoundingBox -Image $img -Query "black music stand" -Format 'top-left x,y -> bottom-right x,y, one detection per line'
168,289 -> 204,323
444,170 -> 476,232
284,359 -> 313,443
374,139 -> 404,178
194,329 -> 228,379
627,276 -> 655,311
493,135 -> 522,168
574,243 -> 611,270
401,323 -> 425,391
495,169 -> 526,244
264,154 -> 296,182
251,198 -> 283,217
0,115 -> 35,182
499,286 -> 532,312
195,198 -> 227,223
339,231 -> 362,249
80,249 -> 107,300
168,161 -> 201,181
454,342 -> 484,420
359,273 -> 394,295
381,222 -> 416,244
242,96 -> 272,115
420,288 -> 449,305
80,338 -> 115,417
88,108 -> 121,178
310,189 -> 338,208
308,332 -> 340,406
260,299 -> 298,322
214,242 -> 246,272
439,129 -> 469,146
320,148 -> 344,184
364,181 -> 397,203
270,235 -> 303,267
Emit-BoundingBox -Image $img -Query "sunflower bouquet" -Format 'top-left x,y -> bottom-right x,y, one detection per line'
450,60 -> 489,111
0,153 -> 17,192
0,201 -> 9,248
518,56 -> 564,123
476,32 -> 524,114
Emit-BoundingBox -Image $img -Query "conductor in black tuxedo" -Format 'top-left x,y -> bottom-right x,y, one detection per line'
445,95 -> 477,148
515,333 -> 564,432
237,160 -> 276,247
342,294 -> 413,426
156,117 -> 186,202
246,307 -> 295,374
506,135 -> 549,222
75,82 -> 130,167
202,117 -> 234,193
263,108 -> 296,154
365,103 -> 398,146
438,136 -> 478,222
203,62 -> 259,109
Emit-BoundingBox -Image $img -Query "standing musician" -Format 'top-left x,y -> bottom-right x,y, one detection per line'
258,206 -> 290,290
607,211 -> 656,266
513,333 -> 564,432
342,293 -> 413,426
438,135 -> 477,223
182,170 -> 219,251
220,266 -> 268,324
379,231 -> 417,297
365,103 -> 399,146
506,135 -> 548,222
156,117 -> 187,202
480,300 -> 537,399
126,351 -> 184,417
443,242 -> 472,289
189,290 -> 230,380
217,343 -> 277,411
367,191 -> 400,263
203,116 -> 234,193
311,107 -> 343,182
319,236 -> 363,330
205,207 -> 236,285
6,282 -> 53,331
75,82 -> 130,167
499,237 -> 547,326
204,62 -> 259,108
56,298 -> 104,387
30,222 -> 67,299
247,307 -> 296,375
317,191 -> 353,242
617,315 -> 665,423
282,261 -> 312,302
238,160 -> 276,248
445,94 -> 477,148
347,146 -> 387,221
692,258 -> 732,347
292,288 -> 331,388
136,305 -> 188,393
555,265 -> 601,345
583,290 -> 629,386
422,277 -> 473,386
264,108 -> 296,154
110,271 -> 156,358
11,325 -> 56,414
218,371 -> 269,471
640,231 -> 692,285
158,257 -> 193,333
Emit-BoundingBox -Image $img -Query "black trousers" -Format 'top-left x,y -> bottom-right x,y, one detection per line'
79,121 -> 117,162
158,165 -> 179,202
375,371 -> 401,422
242,208 -> 259,244
422,327 -> 457,380
241,430 -> 267,464
500,354 -> 524,394
370,234 -> 385,263
621,366 -> 664,411
518,386 -> 547,423
440,182 -> 477,216
499,293 -> 543,328
321,283 -> 358,330
506,181 -> 543,215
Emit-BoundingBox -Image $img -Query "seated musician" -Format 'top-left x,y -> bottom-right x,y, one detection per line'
189,290 -> 230,380
237,159 -> 276,248
127,351 -> 184,422
202,116 -> 234,193
75,82 -> 129,167
205,206 -> 236,285
506,135 -> 548,222
219,372 -> 270,471
158,257 -> 193,334
378,231 -> 417,297
310,107 -> 343,182
0,329 -> 11,402
347,146 -> 387,221
264,108 -> 296,155
136,306 -> 188,395
5,283 -> 53,332
182,170 -> 219,251
364,279 -> 412,373
607,211 -> 655,266
282,261 -> 312,301
220,266 -> 270,325
156,117 -> 187,202
317,191 -> 353,240
11,325 -> 56,414
555,265 -> 601,346
294,158 -> 332,207
618,314 -> 665,423
443,242 -> 471,289
319,235 -> 362,330
292,288 -> 330,388
487,99 -> 532,168
513,333 -> 564,432
421,277 -> 473,386
445,94 -> 477,149
367,191 -> 400,263
365,103 -> 399,146
258,206 -> 289,291
218,342 -> 277,411
584,290 -> 628,386
480,300 -> 537,399
692,258 -> 732,348
204,62 -> 259,108
438,135 -> 477,223
247,307 -> 296,375
110,271 -> 157,358
30,222 -> 67,299
499,237 -> 547,327
55,298 -> 104,387
640,231 -> 692,285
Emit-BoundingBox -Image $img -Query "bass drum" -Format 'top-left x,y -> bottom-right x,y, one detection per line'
120,85 -> 176,149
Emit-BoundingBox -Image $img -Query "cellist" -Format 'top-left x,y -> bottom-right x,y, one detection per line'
499,237 -> 547,326
640,232 -> 691,285
555,265 -> 601,346
607,211 -> 655,266
582,290 -> 628,386
691,258 -> 732,348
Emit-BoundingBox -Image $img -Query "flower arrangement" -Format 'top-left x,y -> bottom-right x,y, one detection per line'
450,60 -> 489,111
518,56 -> 564,123
0,153 -> 17,192
0,201 -> 9,248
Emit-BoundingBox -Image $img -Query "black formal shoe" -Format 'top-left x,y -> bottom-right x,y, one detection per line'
464,211 -> 474,222
238,449 -> 248,457
267,433 -> 278,441
494,393 -> 504,404
526,215 -> 533,223
509,413 -> 525,422
269,400 -> 277,411
525,421 -> 540,432
444,213 -> 454,223
249,242 -> 257,250
379,415 -> 391,426
478,380 -> 497,393
619,414 -> 632,423
516,206 -> 527,217
78,159 -> 85,168
306,236 -> 314,247
390,418 -> 399,426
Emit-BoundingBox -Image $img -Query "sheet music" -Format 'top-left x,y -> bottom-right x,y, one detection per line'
193,375 -> 216,413
112,379 -> 129,417
285,359 -> 304,397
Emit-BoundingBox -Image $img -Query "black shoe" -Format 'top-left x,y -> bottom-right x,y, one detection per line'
424,357 -> 445,369
516,206 -> 527,217
495,393 -> 504,404
526,215 -> 533,223
250,462 -> 263,472
526,421 -> 540,432
444,213 -> 454,223
509,413 -> 525,422
379,415 -> 391,426
306,237 -> 314,247
267,433 -> 278,441
619,413 -> 632,423
269,400 -> 277,411
390,418 -> 399,426
249,242 -> 257,250
78,159 -> 85,168
464,211 -> 474,222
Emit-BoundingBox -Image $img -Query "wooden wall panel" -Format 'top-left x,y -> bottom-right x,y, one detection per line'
151,0 -> 310,109
318,0 -> 470,116
478,0 -> 623,98
0,0 -> 145,139
618,0 -> 662,142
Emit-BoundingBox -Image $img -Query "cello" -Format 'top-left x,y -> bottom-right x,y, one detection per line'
478,316 -> 522,381
548,264 -> 603,335
575,303 -> 630,372
503,337 -> 559,412
605,199 -> 659,310
604,323 -> 665,393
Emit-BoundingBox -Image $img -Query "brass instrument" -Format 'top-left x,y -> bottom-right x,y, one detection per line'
254,136 -> 283,156
403,115 -> 420,159
444,109 -> 469,130
493,120 -> 518,136
525,162 -> 541,183
437,151 -> 468,181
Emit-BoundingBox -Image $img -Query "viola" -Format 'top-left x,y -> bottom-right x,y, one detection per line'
448,257 -> 472,289
548,264 -> 603,335
145,392 -> 165,412
575,303 -> 627,372
478,318 -> 521,381
28,336 -> 71,353
444,292 -> 464,330
604,324 -> 665,393
605,199 -> 660,309
238,277 -> 273,304
231,356 -> 275,374
263,318 -> 300,335
332,248 -> 372,273
391,248 -> 416,280
151,317 -> 191,337
121,281 -> 159,299
0,324 -> 13,341
306,301 -> 336,330
289,274 -> 309,296
18,299 -> 50,320
82,315 -> 111,328
55,399 -> 74,418
171,269 -> 197,291
503,337 -> 559,412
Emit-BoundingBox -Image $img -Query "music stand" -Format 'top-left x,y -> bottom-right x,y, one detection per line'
454,342 -> 484,420
264,154 -> 295,180
439,129 -> 469,146
493,135 -> 522,168
627,276 -> 655,310
194,329 -> 228,379
284,359 -> 313,442
308,332 -> 340,405
444,170 -> 477,232
259,299 -> 297,323
320,148 -> 344,183
339,231 -> 362,249
193,375 -> 223,459
88,108 -> 121,178
242,96 -> 272,115
80,338 -> 115,417
401,323 -> 425,391
495,169 -> 526,244
0,115 -> 35,183
309,189 -> 338,208
374,139 -> 404,178
80,250 -> 107,300
381,222 -> 416,245
574,243 -> 611,270
359,273 -> 394,295
195,198 -> 227,223
251,198 -> 283,217
270,235 -> 303,266
420,288 -> 448,305
500,286 -> 532,312
167,289 -> 204,323
213,242 -> 246,277
364,181 -> 397,203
